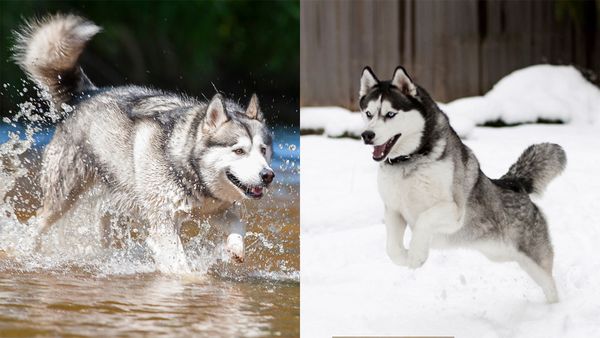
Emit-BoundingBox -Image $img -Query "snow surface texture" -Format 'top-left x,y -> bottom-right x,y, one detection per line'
300,65 -> 600,138
301,124 -> 600,337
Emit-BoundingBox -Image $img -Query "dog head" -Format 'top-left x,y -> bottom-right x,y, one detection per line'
358,66 -> 426,162
196,93 -> 274,202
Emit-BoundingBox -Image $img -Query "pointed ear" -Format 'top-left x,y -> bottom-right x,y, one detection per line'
359,67 -> 379,97
245,93 -> 263,120
204,94 -> 228,131
391,66 -> 417,96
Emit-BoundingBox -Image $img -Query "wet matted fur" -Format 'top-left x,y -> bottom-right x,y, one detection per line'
13,14 -> 276,272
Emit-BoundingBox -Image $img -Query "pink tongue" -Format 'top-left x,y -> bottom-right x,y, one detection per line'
373,144 -> 386,158
252,186 -> 263,194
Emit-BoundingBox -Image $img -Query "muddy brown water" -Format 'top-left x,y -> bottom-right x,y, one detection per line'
0,149 -> 299,337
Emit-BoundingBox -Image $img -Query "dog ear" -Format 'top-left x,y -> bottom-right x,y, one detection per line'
245,93 -> 263,121
391,66 -> 417,96
359,67 -> 379,97
204,94 -> 228,131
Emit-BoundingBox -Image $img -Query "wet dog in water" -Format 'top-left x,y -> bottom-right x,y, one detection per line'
13,14 -> 275,272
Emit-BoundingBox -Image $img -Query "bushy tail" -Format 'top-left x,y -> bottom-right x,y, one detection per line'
500,143 -> 567,195
12,14 -> 100,106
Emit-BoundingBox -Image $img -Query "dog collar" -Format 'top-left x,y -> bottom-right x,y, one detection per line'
385,149 -> 429,165
386,155 -> 412,164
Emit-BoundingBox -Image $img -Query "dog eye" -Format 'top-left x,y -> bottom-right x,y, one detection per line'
386,111 -> 397,118
233,148 -> 245,155
365,111 -> 373,118
260,146 -> 267,155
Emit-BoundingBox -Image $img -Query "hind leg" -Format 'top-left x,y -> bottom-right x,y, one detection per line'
515,227 -> 558,303
516,251 -> 558,303
515,210 -> 558,303
35,177 -> 94,250
36,134 -> 94,250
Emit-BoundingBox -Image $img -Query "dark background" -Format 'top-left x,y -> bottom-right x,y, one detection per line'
301,0 -> 599,108
0,0 -> 299,127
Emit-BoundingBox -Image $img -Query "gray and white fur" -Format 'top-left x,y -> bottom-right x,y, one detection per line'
359,66 -> 566,303
13,14 -> 275,272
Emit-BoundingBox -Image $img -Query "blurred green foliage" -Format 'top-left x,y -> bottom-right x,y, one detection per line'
0,0 -> 299,126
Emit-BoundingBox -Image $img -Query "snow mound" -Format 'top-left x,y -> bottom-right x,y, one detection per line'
444,65 -> 600,126
300,106 -> 363,138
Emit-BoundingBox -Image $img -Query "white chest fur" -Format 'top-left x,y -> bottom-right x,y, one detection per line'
377,159 -> 455,225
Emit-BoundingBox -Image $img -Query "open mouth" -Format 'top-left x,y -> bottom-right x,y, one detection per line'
226,171 -> 264,199
372,134 -> 401,161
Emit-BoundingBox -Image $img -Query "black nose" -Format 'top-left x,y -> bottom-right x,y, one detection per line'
361,130 -> 375,144
260,168 -> 275,184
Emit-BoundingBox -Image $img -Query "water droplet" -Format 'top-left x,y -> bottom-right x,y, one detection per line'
61,103 -> 73,113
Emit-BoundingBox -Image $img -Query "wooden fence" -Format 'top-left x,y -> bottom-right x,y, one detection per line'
300,0 -> 600,109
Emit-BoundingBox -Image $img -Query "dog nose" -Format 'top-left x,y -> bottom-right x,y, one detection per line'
260,168 -> 275,184
361,130 -> 375,144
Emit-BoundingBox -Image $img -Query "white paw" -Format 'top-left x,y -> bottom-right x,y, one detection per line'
386,245 -> 409,266
407,247 -> 429,269
226,233 -> 245,263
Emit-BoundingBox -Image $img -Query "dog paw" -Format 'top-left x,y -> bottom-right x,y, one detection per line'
386,245 -> 409,266
226,234 -> 245,263
407,248 -> 428,269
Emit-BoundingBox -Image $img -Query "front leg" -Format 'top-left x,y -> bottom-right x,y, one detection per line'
212,203 -> 247,263
146,211 -> 191,273
133,122 -> 191,273
384,207 -> 409,266
408,201 -> 461,269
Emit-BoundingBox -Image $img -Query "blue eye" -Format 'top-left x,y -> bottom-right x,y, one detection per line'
365,111 -> 373,118
386,111 -> 397,118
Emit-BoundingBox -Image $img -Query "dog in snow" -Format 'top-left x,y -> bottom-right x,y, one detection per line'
358,66 -> 565,302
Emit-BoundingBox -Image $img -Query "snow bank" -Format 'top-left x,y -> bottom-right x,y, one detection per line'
301,65 -> 600,139
300,106 -> 363,138
301,124 -> 600,337
444,65 -> 600,126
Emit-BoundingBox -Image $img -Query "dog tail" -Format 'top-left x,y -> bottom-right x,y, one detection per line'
12,14 -> 100,106
499,143 -> 566,196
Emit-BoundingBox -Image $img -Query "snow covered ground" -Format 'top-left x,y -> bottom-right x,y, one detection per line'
300,65 -> 600,337
301,124 -> 600,337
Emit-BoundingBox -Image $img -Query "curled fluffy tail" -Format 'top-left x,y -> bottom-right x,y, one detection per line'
12,14 -> 100,106
500,143 -> 567,195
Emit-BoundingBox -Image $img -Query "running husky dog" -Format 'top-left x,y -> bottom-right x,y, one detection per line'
359,66 -> 566,302
13,14 -> 275,272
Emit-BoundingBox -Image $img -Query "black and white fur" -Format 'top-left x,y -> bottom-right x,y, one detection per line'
13,14 -> 275,272
359,66 -> 566,303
